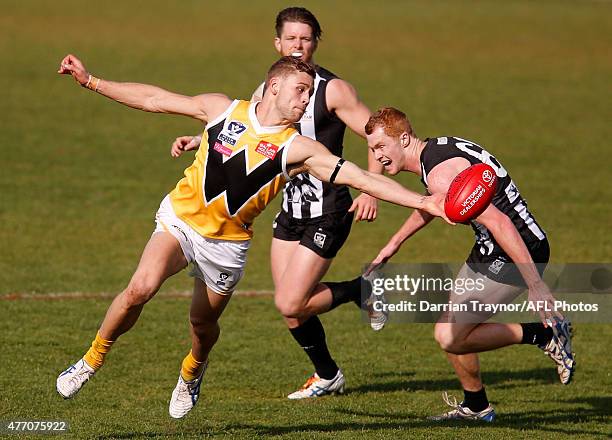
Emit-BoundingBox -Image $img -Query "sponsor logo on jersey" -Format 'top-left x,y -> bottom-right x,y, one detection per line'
314,231 -> 326,249
255,141 -> 280,160
213,142 -> 233,157
488,259 -> 505,275
218,133 -> 237,146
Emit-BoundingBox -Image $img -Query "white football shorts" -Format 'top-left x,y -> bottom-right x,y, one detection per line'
153,195 -> 250,295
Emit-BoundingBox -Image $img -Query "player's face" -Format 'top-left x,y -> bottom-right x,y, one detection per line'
275,71 -> 313,122
275,22 -> 317,63
367,127 -> 406,175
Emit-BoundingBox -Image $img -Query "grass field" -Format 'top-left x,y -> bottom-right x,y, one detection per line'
1,0 -> 611,438
2,296 -> 611,439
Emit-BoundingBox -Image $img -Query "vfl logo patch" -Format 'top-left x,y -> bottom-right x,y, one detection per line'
227,121 -> 247,135
218,121 -> 248,147
313,231 -> 326,249
255,141 -> 280,160
213,142 -> 233,157
488,259 -> 505,275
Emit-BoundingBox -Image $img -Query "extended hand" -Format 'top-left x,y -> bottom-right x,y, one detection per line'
365,241 -> 401,276
58,54 -> 89,86
423,193 -> 455,225
349,193 -> 378,222
171,135 -> 201,158
528,279 -> 563,326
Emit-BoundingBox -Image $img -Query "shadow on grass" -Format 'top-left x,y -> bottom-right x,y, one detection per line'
93,396 -> 610,439
346,367 -> 559,395
227,395 -> 609,438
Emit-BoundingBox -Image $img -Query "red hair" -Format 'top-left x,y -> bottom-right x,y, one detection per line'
365,107 -> 414,138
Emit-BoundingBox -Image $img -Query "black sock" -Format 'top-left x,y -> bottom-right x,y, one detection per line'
520,322 -> 553,346
326,276 -> 364,311
463,387 -> 489,412
289,316 -> 338,380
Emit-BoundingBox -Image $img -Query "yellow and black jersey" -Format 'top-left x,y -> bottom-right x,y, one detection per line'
170,100 -> 299,240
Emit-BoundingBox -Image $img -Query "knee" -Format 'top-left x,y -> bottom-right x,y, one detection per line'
123,275 -> 160,307
274,294 -> 304,319
434,324 -> 461,353
190,315 -> 220,341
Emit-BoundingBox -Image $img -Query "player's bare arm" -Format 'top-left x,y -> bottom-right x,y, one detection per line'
366,202 -> 434,274
287,135 -> 447,219
58,54 -> 231,123
327,78 -> 382,221
474,205 -> 562,324
427,157 -> 561,324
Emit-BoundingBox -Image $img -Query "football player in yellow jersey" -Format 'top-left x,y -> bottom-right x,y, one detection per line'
172,7 -> 387,400
56,53 -> 448,418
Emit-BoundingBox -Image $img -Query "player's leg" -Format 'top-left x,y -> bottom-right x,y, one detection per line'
273,241 -> 334,318
169,278 -> 233,419
272,239 -> 345,398
99,232 -> 188,340
430,263 -> 563,421
56,231 -> 188,399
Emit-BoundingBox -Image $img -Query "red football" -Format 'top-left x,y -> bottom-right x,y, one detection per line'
444,163 -> 497,223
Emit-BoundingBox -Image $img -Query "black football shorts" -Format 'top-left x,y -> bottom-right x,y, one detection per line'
272,210 -> 354,259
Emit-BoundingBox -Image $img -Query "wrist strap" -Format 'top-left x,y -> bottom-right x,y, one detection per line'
84,74 -> 100,92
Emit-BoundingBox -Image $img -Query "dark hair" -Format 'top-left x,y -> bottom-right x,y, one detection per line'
275,7 -> 322,41
365,107 -> 415,138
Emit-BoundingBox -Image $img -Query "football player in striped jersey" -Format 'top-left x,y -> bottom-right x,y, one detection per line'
360,107 -> 575,422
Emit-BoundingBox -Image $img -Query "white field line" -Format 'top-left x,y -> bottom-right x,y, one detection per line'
0,290 -> 273,300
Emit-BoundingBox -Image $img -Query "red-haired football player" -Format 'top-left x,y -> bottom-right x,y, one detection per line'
330,107 -> 575,422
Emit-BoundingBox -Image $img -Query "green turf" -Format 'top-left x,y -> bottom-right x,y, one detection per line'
1,0 -> 610,294
1,0 -> 611,438
0,296 -> 610,439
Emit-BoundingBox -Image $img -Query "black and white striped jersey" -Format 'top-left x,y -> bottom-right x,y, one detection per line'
420,136 -> 546,258
281,66 -> 353,219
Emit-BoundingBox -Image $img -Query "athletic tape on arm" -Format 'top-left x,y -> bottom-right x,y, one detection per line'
330,159 -> 346,183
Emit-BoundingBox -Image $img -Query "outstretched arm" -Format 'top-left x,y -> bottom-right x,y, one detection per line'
58,54 -> 231,123
287,136 -> 449,220
366,206 -> 434,274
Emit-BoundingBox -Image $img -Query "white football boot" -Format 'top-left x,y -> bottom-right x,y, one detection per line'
169,360 -> 208,419
428,392 -> 496,422
539,319 -> 576,384
287,370 -> 345,399
56,358 -> 96,399
362,273 -> 389,331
